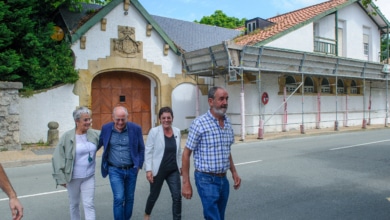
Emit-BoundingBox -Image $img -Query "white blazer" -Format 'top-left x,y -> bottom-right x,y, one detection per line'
144,125 -> 182,176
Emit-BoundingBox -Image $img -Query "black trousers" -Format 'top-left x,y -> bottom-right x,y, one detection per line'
145,167 -> 182,219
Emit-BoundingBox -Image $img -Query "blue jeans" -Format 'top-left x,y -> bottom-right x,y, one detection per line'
194,171 -> 230,220
108,166 -> 138,220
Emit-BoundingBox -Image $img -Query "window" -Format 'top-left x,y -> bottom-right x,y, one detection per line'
304,77 -> 314,93
363,27 -> 370,61
337,79 -> 344,94
285,76 -> 297,92
351,80 -> 357,94
321,78 -> 330,93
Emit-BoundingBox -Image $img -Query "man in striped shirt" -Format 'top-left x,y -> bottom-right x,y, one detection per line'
182,86 -> 241,220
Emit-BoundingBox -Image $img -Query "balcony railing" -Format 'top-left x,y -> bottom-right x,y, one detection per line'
314,36 -> 336,55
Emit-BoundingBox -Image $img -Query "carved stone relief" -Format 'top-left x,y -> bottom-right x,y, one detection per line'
112,26 -> 143,58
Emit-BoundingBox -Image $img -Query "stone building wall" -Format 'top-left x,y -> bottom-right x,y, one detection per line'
0,81 -> 22,150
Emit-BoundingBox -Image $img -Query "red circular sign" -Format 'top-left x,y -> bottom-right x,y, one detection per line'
261,92 -> 269,105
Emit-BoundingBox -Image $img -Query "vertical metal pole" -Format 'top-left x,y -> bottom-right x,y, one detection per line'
300,54 -> 305,134
316,91 -> 321,129
386,73 -> 389,127
257,70 -> 263,139
282,87 -> 287,132
335,74 -> 339,131
240,69 -> 245,141
362,64 -> 367,129
368,82 -> 372,125
345,94 -> 348,127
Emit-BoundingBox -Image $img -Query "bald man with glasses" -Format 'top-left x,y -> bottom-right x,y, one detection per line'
98,106 -> 145,220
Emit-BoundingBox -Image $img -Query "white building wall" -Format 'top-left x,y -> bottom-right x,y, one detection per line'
71,3 -> 182,75
266,24 -> 314,52
19,84 -> 78,143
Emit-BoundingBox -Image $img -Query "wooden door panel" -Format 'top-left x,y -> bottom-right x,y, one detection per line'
92,71 -> 151,134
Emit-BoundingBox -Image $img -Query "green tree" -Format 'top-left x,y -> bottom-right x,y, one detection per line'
0,0 -> 80,90
195,10 -> 246,29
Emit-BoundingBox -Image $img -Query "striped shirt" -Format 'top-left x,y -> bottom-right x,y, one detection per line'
186,110 -> 234,173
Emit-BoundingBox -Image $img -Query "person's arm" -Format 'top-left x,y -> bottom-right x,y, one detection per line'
229,154 -> 241,190
0,164 -> 23,220
144,128 -> 155,183
181,147 -> 193,199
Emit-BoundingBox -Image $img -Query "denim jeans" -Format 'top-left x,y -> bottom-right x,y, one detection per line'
194,171 -> 230,220
108,166 -> 138,220
145,168 -> 181,219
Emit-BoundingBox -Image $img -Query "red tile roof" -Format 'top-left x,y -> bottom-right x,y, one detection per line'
234,0 -> 350,46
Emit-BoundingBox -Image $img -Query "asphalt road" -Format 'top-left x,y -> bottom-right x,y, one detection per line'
1,129 -> 390,219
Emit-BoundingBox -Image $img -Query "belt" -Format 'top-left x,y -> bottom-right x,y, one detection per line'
108,162 -> 133,170
196,170 -> 226,177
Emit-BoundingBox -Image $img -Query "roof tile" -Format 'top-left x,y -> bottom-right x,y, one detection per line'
234,0 -> 349,45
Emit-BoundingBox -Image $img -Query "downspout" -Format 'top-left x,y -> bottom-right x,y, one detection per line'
345,93 -> 348,127
282,86 -> 287,132
316,87 -> 321,129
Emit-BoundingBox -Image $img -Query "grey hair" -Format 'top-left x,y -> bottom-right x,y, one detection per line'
73,106 -> 91,121
208,86 -> 225,99
113,106 -> 129,117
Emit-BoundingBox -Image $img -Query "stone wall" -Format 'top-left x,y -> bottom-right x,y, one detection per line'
0,81 -> 22,150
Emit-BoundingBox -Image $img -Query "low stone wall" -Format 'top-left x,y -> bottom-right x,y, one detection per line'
0,81 -> 23,150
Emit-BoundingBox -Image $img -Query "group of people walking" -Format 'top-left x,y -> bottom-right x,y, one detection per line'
51,86 -> 241,220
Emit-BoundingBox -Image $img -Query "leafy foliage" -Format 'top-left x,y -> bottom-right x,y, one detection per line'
194,10 -> 246,29
0,0 -> 79,90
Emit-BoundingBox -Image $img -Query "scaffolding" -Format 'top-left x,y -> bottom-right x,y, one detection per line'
182,41 -> 389,140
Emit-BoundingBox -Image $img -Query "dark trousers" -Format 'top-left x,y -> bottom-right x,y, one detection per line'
145,168 -> 181,220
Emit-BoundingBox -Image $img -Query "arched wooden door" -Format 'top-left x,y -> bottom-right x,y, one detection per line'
91,71 -> 151,134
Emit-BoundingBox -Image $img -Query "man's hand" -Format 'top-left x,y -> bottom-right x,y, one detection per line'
181,181 -> 193,199
9,197 -> 23,220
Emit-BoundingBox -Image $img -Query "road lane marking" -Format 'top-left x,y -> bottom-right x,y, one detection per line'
0,190 -> 66,201
329,139 -> 390,151
0,161 -> 264,202
235,160 -> 262,166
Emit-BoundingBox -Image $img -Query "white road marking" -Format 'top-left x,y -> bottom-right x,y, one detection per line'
0,190 -> 66,201
329,139 -> 390,151
0,160 -> 263,202
235,160 -> 262,165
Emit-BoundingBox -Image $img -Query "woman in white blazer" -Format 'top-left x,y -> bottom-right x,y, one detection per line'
144,107 -> 182,220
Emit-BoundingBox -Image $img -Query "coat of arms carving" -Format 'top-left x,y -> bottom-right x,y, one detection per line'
112,26 -> 142,57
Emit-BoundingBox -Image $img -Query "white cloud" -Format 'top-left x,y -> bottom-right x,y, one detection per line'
374,0 -> 390,20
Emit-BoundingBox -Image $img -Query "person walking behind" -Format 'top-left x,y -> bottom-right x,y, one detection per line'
52,106 -> 100,220
181,86 -> 241,220
144,107 -> 182,220
99,106 -> 145,220
0,163 -> 23,220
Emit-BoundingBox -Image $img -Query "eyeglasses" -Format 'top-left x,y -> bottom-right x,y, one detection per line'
114,118 -> 127,122
82,118 -> 92,122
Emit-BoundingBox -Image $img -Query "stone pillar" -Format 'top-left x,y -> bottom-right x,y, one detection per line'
47,121 -> 59,146
0,81 -> 23,150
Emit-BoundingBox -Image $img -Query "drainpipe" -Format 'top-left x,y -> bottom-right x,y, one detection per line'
334,58 -> 339,131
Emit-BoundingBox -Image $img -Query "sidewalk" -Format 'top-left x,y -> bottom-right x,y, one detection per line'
1,124 -> 388,168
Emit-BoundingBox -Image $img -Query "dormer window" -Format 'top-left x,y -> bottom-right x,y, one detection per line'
245,17 -> 274,34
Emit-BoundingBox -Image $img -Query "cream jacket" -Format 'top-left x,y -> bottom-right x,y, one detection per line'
144,125 -> 182,176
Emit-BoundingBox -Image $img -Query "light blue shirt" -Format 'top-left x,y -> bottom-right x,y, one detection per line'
108,125 -> 133,167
